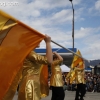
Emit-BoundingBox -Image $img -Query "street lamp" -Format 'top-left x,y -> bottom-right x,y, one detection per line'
69,0 -> 74,52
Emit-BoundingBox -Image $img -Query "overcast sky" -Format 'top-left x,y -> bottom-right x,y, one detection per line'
0,0 -> 100,60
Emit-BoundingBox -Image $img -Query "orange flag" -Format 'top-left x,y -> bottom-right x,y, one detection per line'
0,10 -> 45,99
40,64 -> 49,98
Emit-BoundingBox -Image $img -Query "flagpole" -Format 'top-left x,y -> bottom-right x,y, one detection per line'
51,40 -> 89,61
55,48 -> 62,52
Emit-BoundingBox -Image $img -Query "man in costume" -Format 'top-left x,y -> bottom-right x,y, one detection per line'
74,64 -> 85,100
66,50 -> 85,100
3,34 -> 53,100
50,52 -> 65,100
17,34 -> 53,100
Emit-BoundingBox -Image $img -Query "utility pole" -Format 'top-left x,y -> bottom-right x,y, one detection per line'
69,0 -> 74,52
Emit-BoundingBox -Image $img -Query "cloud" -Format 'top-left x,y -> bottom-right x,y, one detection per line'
0,0 -> 100,60
51,9 -> 72,24
95,0 -> 100,11
75,27 -> 100,59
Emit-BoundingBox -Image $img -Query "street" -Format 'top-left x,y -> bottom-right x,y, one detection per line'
13,90 -> 100,100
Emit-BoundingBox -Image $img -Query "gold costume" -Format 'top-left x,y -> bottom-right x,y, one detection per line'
50,60 -> 63,87
66,67 -> 84,84
66,50 -> 85,84
74,67 -> 84,84
18,51 -> 49,100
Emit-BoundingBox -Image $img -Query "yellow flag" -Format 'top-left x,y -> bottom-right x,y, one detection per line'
71,50 -> 84,68
69,50 -> 84,84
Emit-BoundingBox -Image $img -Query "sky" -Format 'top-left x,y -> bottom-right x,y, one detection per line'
0,0 -> 100,60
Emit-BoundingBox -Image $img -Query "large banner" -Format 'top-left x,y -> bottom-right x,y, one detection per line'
0,10 -> 45,99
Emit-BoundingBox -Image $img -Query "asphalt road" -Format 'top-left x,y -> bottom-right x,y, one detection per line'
13,90 -> 100,100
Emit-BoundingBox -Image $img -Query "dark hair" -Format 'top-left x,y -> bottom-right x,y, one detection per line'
53,55 -> 57,60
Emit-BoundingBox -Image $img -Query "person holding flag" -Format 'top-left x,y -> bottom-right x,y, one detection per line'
17,34 -> 53,100
74,63 -> 85,100
66,50 -> 85,100
0,10 -> 53,100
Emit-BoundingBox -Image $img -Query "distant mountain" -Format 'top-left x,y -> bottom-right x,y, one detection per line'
85,59 -> 100,67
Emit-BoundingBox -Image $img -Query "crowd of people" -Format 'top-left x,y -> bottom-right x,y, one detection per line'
85,73 -> 100,93
61,72 -> 100,93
